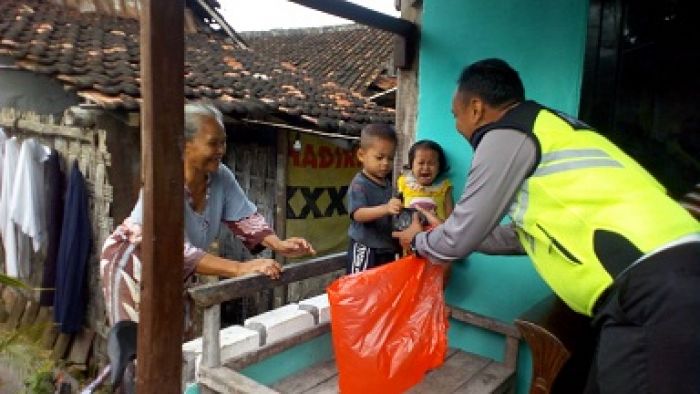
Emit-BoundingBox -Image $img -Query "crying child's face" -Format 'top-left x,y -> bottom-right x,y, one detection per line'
411,148 -> 440,186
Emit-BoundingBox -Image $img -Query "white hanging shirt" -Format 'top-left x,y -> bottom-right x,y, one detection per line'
0,128 -> 7,191
10,138 -> 51,253
0,138 -> 28,277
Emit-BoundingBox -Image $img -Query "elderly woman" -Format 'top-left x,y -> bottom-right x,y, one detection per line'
100,103 -> 314,326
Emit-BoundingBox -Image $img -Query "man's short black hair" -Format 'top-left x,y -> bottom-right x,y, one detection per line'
457,58 -> 525,107
360,123 -> 397,148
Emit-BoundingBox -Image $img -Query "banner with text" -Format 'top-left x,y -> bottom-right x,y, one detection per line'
286,133 -> 360,256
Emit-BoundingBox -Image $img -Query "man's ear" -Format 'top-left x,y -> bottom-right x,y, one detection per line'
470,97 -> 485,123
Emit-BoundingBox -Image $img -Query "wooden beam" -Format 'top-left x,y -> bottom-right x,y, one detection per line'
198,366 -> 279,394
274,129 -> 289,307
289,0 -> 418,39
137,0 -> 185,392
448,306 -> 521,339
290,0 -> 421,68
188,252 -> 346,308
393,0 -> 421,176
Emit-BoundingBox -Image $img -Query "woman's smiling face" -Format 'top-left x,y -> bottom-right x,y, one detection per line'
185,115 -> 227,174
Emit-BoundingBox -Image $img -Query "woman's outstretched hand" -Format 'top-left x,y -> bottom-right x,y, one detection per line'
276,237 -> 316,257
262,234 -> 316,258
247,258 -> 282,279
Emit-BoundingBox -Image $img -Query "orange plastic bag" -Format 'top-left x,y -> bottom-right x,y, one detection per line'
327,255 -> 448,394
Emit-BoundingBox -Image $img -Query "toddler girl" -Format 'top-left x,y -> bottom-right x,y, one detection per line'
397,140 -> 453,226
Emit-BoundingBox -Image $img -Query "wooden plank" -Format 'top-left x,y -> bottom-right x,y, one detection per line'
409,350 -> 491,394
3,291 -> 26,330
19,298 -> 39,328
136,0 -> 185,391
52,333 -> 72,360
67,327 -> 96,366
452,361 -> 515,394
26,305 -> 52,340
198,366 -> 278,394
449,306 -> 520,339
272,359 -> 337,393
189,252 -> 346,308
303,374 -> 338,394
503,336 -> 519,370
41,322 -> 59,350
225,322 -> 330,370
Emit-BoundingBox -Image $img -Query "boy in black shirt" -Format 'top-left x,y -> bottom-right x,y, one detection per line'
346,124 -> 401,274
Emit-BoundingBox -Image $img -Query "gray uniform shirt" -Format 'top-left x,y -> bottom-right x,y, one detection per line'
415,129 -> 537,262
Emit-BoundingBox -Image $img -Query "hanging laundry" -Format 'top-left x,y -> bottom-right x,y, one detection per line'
54,161 -> 92,334
0,137 -> 30,278
0,128 -> 7,189
11,138 -> 51,253
40,149 -> 65,306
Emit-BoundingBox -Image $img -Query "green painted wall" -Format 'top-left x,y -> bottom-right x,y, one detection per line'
241,333 -> 334,386
416,1 -> 589,393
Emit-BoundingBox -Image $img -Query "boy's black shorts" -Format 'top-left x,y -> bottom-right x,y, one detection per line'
346,239 -> 397,274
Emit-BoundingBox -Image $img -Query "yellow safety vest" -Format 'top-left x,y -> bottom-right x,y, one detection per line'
472,101 -> 700,316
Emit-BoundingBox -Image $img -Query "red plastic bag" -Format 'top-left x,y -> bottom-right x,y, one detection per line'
327,255 -> 448,393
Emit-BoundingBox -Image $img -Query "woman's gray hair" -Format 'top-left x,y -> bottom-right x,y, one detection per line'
184,102 -> 224,141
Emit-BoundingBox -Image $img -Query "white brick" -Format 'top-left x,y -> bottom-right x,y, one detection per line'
298,293 -> 331,324
244,304 -> 314,345
182,325 -> 260,382
220,325 -> 260,360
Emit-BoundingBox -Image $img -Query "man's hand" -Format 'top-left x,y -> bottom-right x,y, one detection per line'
392,212 -> 423,251
385,197 -> 403,215
415,206 -> 442,227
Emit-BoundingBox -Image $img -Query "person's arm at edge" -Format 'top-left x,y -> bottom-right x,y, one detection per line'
414,129 -> 536,263
196,253 -> 281,279
226,213 -> 315,257
476,223 -> 526,255
353,198 -> 402,223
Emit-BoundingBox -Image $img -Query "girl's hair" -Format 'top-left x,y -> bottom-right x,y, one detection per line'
405,140 -> 449,176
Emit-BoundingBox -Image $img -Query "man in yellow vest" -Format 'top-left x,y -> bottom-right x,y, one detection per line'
394,58 -> 700,394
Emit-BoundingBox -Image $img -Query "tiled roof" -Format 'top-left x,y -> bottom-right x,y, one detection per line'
244,25 -> 395,95
0,1 -> 394,135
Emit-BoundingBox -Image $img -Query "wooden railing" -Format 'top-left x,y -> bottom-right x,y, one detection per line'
187,252 -> 346,382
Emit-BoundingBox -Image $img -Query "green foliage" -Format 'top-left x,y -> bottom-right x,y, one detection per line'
0,274 -> 27,289
22,367 -> 54,394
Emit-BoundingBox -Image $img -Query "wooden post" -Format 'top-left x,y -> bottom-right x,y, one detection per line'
394,0 -> 422,179
201,305 -> 221,368
274,129 -> 289,307
137,0 -> 184,392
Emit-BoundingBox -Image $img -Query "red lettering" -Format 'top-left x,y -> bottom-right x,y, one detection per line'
343,150 -> 356,168
302,144 -> 318,168
335,147 -> 343,168
289,147 -> 300,167
318,146 -> 334,168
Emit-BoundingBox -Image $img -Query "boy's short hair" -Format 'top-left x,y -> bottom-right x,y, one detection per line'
457,58 -> 525,107
360,123 -> 397,149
